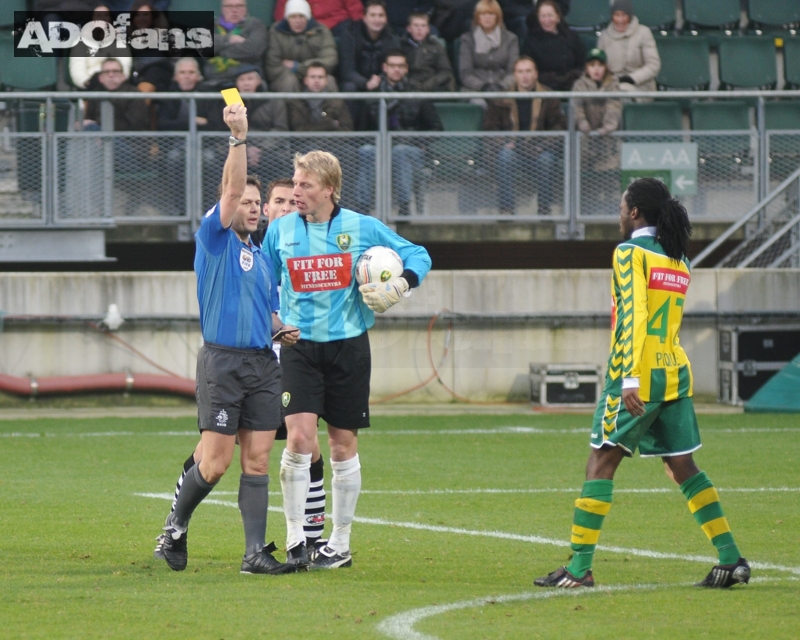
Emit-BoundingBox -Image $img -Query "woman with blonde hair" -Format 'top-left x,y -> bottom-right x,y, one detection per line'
459,0 -> 519,92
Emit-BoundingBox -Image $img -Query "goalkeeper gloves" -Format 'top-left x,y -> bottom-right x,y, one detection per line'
358,277 -> 409,313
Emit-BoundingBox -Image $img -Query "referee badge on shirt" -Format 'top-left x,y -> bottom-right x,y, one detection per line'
336,234 -> 351,251
282,392 -> 291,407
239,247 -> 253,271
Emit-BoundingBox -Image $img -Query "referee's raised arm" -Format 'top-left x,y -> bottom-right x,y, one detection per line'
219,104 -> 249,228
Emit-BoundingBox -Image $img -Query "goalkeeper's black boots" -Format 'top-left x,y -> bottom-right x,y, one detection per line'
534,566 -> 595,588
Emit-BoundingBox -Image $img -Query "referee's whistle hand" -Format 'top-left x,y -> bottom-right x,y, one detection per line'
622,388 -> 646,417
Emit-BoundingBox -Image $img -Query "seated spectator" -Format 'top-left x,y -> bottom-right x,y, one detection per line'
156,58 -> 213,131
401,11 -> 455,91
598,0 -> 661,93
266,0 -> 339,92
572,48 -> 621,137
272,0 -> 364,38
288,64 -> 353,131
386,1 -> 435,36
129,1 -> 175,93
483,56 -> 566,215
69,5 -> 133,88
522,0 -> 584,91
340,0 -> 399,127
205,0 -> 268,86
502,0 -> 571,41
83,58 -> 151,131
459,0 -> 519,93
340,0 -> 399,92
357,50 -> 443,216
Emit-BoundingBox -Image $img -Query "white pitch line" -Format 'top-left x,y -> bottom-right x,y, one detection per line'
376,577 -> 783,640
134,493 -> 800,576
3,426 -> 798,438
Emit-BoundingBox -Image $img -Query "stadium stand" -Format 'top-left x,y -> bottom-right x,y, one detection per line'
635,0 -> 677,34
433,102 -> 484,132
0,0 -> 25,29
683,0 -> 742,33
565,0 -> 608,31
783,37 -> 800,88
690,100 -> 751,180
0,31 -> 58,90
717,37 -> 777,89
747,0 -> 800,33
429,102 -> 483,185
168,0 -> 219,14
623,101 -> 683,131
655,36 -> 711,90
764,101 -> 800,129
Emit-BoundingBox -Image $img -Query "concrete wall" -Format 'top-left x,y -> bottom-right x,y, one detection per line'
1,270 -> 798,401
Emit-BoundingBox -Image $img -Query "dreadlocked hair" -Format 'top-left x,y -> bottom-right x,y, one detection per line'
624,178 -> 692,262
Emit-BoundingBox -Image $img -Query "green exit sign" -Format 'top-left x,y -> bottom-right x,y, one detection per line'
621,143 -> 698,195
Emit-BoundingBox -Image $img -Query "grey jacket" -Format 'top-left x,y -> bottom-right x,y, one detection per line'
571,73 -> 622,133
401,34 -> 456,92
265,18 -> 339,85
458,27 -> 519,91
597,16 -> 661,91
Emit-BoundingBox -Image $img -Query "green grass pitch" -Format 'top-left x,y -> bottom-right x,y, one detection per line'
1,411 -> 798,639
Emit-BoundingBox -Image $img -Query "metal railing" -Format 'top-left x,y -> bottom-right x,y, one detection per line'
1,89 -> 799,237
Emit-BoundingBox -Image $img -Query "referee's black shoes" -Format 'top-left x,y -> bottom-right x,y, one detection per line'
160,523 -> 188,572
695,557 -> 751,588
241,542 -> 298,575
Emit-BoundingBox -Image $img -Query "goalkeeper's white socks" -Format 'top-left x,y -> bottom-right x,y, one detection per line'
328,455 -> 361,554
280,449 -> 311,551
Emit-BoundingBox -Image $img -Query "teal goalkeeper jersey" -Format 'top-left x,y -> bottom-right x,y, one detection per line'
265,206 -> 432,343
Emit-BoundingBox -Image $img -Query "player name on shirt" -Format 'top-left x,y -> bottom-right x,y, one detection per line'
288,253 -> 353,292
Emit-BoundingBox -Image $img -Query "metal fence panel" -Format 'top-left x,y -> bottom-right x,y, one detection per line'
389,131 -> 568,221
0,133 -> 45,224
54,132 -> 190,222
577,131 -> 757,221
197,132 -> 377,215
767,131 -> 800,190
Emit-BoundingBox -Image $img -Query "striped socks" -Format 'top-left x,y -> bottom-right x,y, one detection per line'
566,479 -> 614,578
680,471 -> 741,565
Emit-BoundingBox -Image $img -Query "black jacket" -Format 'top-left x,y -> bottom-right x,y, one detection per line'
522,22 -> 585,92
339,21 -> 400,89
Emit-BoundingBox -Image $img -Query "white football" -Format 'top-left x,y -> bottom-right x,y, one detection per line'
355,246 -> 404,285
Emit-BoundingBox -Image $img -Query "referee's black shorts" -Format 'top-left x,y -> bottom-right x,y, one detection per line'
196,342 -> 282,435
280,332 -> 371,430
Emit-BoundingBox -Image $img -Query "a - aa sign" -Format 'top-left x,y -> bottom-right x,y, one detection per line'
620,142 -> 698,195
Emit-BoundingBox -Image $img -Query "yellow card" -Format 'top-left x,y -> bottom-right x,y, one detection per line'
221,88 -> 244,106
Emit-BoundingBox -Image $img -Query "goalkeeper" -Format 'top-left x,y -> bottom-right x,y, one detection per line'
264,150 -> 431,570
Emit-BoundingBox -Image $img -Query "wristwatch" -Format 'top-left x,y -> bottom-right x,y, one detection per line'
229,136 -> 246,147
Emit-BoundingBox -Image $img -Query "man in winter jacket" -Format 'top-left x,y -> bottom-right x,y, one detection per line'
483,56 -> 566,216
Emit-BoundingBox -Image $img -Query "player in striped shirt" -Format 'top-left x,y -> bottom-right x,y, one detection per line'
535,178 -> 750,589
265,150 -> 431,569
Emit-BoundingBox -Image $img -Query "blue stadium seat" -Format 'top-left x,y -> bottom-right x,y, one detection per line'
567,0 -> 608,31
764,101 -> 800,129
0,0 -> 25,29
783,38 -> 800,88
683,0 -> 742,32
748,0 -> 800,33
636,0 -> 677,33
0,31 -> 58,90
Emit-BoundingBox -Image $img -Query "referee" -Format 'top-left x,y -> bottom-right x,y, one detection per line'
156,103 -> 294,575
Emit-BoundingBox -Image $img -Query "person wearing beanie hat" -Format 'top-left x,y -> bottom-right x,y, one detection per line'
609,0 -> 634,18
284,0 -> 311,19
273,0 -> 364,38
598,0 -> 661,92
266,0 -> 339,92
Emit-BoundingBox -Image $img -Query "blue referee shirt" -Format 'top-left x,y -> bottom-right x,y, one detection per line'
195,202 -> 279,349
265,206 -> 432,343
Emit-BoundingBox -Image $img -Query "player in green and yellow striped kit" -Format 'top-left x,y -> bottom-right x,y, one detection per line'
535,178 -> 750,589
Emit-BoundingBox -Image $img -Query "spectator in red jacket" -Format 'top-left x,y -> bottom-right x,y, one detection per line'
273,0 -> 363,37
